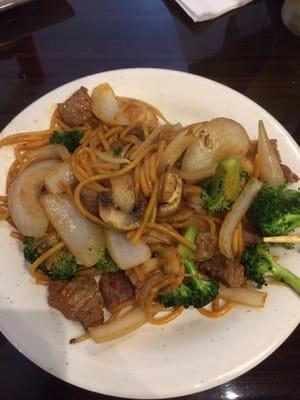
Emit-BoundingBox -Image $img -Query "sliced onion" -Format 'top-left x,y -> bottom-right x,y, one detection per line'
104,229 -> 151,270
27,144 -> 70,162
258,120 -> 285,186
95,149 -> 130,165
160,128 -> 197,172
219,285 -> 267,308
180,118 -> 250,181
45,161 -> 76,194
8,160 -> 60,238
89,303 -> 164,343
41,194 -> 104,266
89,307 -> 146,343
91,83 -> 129,125
219,178 -> 263,259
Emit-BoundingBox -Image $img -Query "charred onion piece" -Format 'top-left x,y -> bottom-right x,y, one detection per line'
8,159 -> 60,238
180,118 -> 250,181
42,194 -> 105,266
91,83 -> 129,125
45,161 -> 76,194
257,120 -> 285,186
104,229 -> 151,269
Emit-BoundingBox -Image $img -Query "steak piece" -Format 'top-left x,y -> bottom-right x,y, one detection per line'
48,276 -> 104,328
200,255 -> 245,288
195,231 -> 218,262
58,87 -> 93,127
99,271 -> 135,311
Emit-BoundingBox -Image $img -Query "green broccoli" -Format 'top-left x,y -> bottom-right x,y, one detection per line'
242,243 -> 300,294
23,235 -> 77,281
46,251 -> 77,281
23,234 -> 59,266
50,130 -> 83,152
160,259 -> 219,308
201,158 -> 242,214
159,226 -> 219,309
177,225 -> 198,260
251,184 -> 300,236
96,247 -> 120,273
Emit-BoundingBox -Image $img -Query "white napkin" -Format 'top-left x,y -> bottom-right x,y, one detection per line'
175,0 -> 254,22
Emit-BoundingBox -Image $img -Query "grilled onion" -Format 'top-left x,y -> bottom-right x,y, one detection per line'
104,229 -> 151,269
180,118 -> 250,181
91,83 -> 129,125
41,194 -> 104,266
8,159 -> 60,238
219,285 -> 267,308
45,161 -> 76,194
89,307 -> 147,343
257,120 -> 285,186
219,178 -> 263,259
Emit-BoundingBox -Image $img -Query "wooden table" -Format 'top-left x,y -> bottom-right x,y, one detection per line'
0,1 -> 299,399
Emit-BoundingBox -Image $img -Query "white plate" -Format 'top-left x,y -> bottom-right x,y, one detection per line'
0,68 -> 300,399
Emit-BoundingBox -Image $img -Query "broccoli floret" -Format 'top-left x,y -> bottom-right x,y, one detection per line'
23,235 -> 77,281
251,184 -> 300,236
160,259 -> 219,308
159,226 -> 219,309
242,243 -> 300,294
23,237 -> 40,263
177,225 -> 198,260
23,234 -> 59,267
96,247 -> 120,273
47,251 -> 77,281
50,130 -> 83,152
201,158 -> 241,214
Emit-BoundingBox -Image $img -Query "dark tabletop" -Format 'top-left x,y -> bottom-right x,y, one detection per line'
0,0 -> 300,399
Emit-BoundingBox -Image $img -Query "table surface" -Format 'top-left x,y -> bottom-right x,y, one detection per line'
0,0 -> 300,399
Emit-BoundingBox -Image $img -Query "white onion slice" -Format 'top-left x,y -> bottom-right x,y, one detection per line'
8,159 -> 60,238
91,83 -> 129,125
27,144 -> 70,162
257,120 -> 285,186
104,229 -> 151,270
160,128 -> 197,172
219,178 -> 263,259
89,307 -> 146,343
219,285 -> 267,308
41,194 -> 104,266
45,161 -> 76,194
180,118 -> 250,181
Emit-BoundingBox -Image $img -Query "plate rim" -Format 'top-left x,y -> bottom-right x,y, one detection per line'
0,67 -> 299,399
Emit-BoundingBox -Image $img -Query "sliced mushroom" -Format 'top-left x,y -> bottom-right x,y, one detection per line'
81,187 -> 99,216
111,173 -> 135,214
158,171 -> 183,217
98,191 -> 143,231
